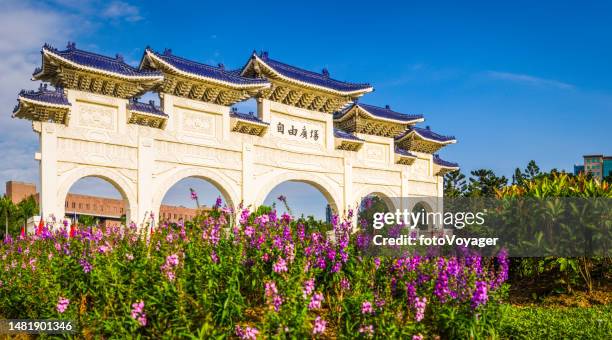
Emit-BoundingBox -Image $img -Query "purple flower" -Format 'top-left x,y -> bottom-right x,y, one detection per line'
412,335 -> 423,340
56,297 -> 69,313
340,277 -> 351,291
361,300 -> 373,314
190,188 -> 198,201
273,295 -> 283,312
308,292 -> 323,310
471,281 -> 488,309
312,316 -> 326,335
214,196 -> 223,209
79,258 -> 92,273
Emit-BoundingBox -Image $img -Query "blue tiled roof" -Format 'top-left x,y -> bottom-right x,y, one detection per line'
433,154 -> 459,168
36,43 -> 161,78
230,110 -> 269,124
335,103 -> 423,122
394,146 -> 417,157
15,85 -> 70,111
334,128 -> 363,141
248,52 -> 372,93
396,126 -> 456,142
128,99 -> 167,117
144,49 -> 269,86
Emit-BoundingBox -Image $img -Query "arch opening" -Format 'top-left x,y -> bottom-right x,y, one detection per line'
262,180 -> 337,222
411,201 -> 434,230
64,176 -> 129,228
357,193 -> 392,233
158,176 -> 231,224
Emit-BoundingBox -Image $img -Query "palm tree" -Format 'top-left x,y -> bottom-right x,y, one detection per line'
17,195 -> 38,230
0,196 -> 15,237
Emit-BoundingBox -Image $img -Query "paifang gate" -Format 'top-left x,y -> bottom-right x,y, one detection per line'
11,43 -> 459,227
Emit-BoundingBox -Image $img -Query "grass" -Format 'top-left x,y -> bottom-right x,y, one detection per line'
499,304 -> 612,339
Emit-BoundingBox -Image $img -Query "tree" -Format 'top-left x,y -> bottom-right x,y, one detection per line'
0,195 -> 14,235
512,167 -> 525,186
524,160 -> 541,180
443,170 -> 467,197
17,195 -> 38,230
467,169 -> 508,197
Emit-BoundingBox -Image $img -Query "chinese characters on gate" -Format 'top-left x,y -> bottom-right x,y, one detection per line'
276,122 -> 319,142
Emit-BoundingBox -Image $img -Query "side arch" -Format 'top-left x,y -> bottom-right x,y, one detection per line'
253,170 -> 342,213
152,166 -> 240,216
56,166 -> 138,224
353,185 -> 400,212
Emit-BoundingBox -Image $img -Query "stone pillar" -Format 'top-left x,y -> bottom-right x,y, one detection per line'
257,98 -> 271,122
401,169 -> 410,211
343,157 -> 358,231
242,143 -> 254,208
39,122 -> 60,222
137,131 -> 155,228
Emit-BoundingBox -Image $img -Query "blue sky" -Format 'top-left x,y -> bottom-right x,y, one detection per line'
0,0 -> 611,219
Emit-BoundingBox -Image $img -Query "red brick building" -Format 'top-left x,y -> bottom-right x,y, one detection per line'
5,181 -> 201,225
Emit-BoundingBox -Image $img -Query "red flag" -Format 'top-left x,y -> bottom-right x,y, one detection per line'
69,223 -> 76,238
36,216 -> 44,236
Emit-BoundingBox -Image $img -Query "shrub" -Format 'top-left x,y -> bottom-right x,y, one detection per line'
0,204 -> 508,338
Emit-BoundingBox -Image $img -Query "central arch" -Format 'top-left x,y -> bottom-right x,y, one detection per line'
152,166 -> 240,220
254,170 -> 341,214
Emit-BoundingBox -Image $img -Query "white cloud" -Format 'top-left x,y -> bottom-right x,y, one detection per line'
486,71 -> 574,90
0,2 -> 76,194
102,1 -> 143,22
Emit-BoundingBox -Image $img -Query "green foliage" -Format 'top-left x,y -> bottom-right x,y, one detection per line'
0,194 -> 39,238
499,305 -> 612,339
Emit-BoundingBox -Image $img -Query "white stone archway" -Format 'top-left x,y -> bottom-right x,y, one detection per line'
13,44 -> 455,230
56,166 -> 138,224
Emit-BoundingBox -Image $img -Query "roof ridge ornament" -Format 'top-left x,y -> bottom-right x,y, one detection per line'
217,63 -> 225,71
385,104 -> 391,110
115,54 -> 124,63
163,48 -> 172,56
66,41 -> 76,50
322,68 -> 329,78
260,51 -> 269,60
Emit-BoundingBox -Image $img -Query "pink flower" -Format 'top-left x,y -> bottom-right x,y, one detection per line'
312,316 -> 326,335
359,324 -> 374,336
235,325 -> 259,340
131,300 -> 147,326
361,300 -> 373,314
303,278 -> 315,297
414,297 -> 427,322
273,258 -> 288,273
56,297 -> 69,313
413,335 -> 423,340
265,281 -> 278,298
